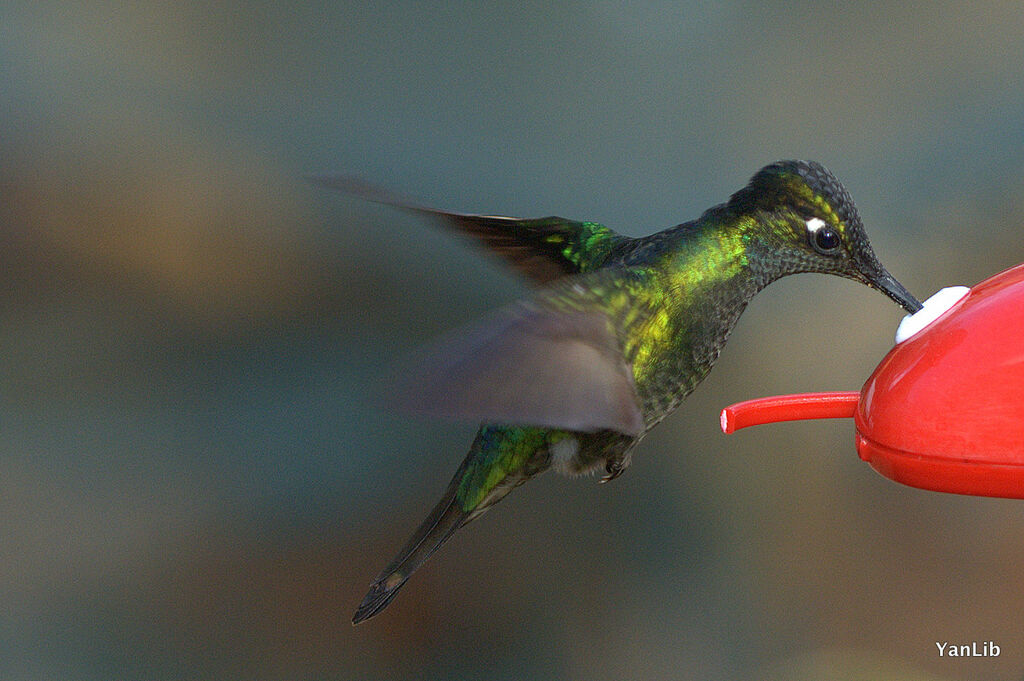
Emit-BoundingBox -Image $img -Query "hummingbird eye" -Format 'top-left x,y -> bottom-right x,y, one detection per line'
805,217 -> 841,255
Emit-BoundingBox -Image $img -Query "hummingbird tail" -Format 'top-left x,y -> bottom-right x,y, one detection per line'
352,472 -> 473,625
353,425 -> 551,624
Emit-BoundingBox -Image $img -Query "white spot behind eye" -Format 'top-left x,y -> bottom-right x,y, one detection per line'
805,217 -> 827,234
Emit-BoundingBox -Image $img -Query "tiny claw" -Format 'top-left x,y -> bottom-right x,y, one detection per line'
600,461 -> 625,483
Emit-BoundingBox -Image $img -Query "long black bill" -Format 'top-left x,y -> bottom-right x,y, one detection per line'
872,270 -> 923,313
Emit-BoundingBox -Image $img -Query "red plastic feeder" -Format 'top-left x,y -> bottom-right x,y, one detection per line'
722,263 -> 1024,499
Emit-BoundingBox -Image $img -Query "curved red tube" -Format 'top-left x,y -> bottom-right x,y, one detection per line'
720,392 -> 860,434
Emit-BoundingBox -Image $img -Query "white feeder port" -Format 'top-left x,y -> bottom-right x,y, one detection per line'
895,286 -> 971,343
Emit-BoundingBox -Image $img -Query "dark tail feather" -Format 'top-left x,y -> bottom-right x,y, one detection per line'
352,473 -> 472,624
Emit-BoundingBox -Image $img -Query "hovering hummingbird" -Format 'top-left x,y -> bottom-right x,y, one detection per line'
321,161 -> 922,624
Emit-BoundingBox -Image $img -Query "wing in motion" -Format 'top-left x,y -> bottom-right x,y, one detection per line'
313,175 -> 627,283
387,269 -> 653,436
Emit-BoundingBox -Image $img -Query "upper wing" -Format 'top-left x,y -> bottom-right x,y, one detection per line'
313,175 -> 628,283
386,268 -> 658,436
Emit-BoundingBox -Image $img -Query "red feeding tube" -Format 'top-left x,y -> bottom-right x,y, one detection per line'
720,391 -> 860,434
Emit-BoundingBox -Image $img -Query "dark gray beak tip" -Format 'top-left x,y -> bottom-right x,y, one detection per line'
874,271 -> 923,314
903,298 -> 924,314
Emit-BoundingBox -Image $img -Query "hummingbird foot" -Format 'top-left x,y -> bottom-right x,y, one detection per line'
599,457 -> 628,483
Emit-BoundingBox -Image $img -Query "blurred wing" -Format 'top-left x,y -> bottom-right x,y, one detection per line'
389,279 -> 646,435
313,175 -> 626,283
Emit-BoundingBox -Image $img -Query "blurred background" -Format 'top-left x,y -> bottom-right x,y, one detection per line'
3,2 -> 1024,680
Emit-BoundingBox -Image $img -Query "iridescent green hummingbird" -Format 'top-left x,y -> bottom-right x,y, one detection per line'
321,161 -> 921,624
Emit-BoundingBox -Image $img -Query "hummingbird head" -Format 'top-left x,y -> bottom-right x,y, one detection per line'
727,160 -> 922,313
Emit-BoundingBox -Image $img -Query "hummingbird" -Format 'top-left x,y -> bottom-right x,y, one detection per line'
322,160 -> 922,624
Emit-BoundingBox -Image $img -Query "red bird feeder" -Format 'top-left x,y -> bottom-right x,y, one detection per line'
721,263 -> 1024,499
